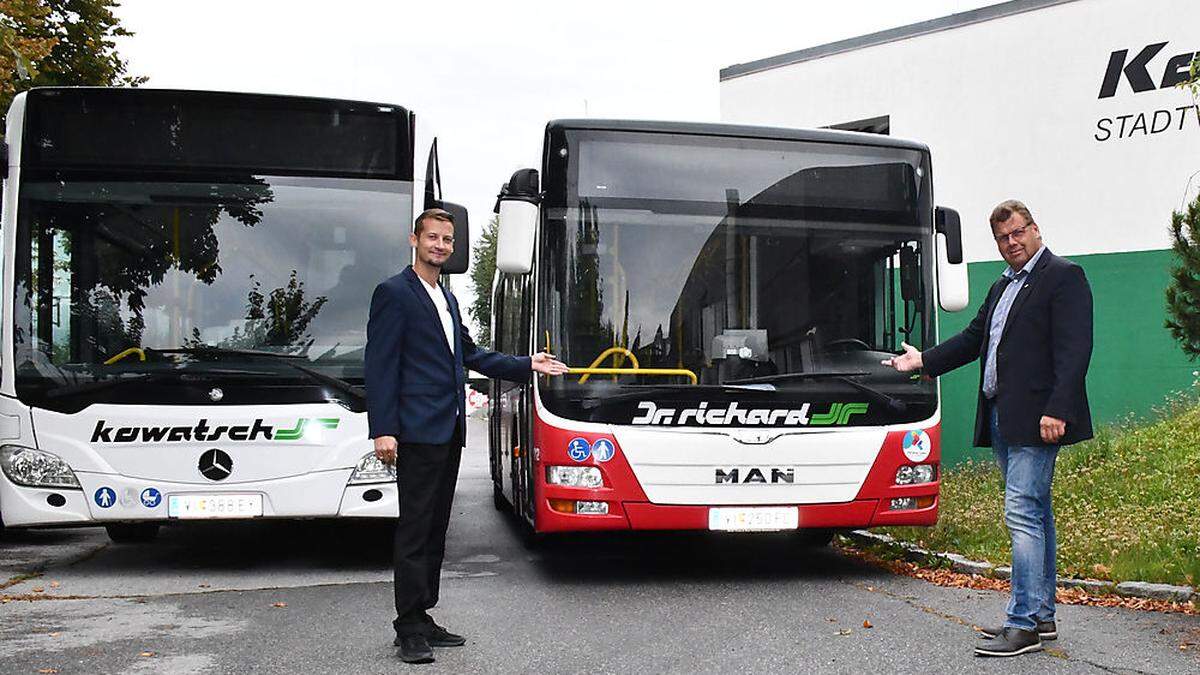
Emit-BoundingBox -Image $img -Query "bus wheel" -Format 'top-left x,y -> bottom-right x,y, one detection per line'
105,523 -> 160,543
493,483 -> 509,512
795,528 -> 835,547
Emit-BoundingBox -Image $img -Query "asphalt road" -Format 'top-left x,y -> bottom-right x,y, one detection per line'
2,417 -> 1197,674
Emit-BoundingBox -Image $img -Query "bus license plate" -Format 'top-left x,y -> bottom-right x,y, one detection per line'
168,494 -> 263,519
708,507 -> 798,532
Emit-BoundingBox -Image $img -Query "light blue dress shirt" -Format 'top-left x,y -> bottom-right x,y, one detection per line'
982,246 -> 1046,398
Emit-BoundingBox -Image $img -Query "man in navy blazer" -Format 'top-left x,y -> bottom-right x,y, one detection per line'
883,200 -> 1093,658
365,208 -> 567,664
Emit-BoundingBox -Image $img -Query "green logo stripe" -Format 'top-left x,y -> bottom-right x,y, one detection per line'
810,403 -> 870,426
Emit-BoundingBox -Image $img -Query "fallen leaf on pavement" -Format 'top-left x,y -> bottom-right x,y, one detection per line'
37,669 -> 58,674
863,620 -> 873,629
272,602 -> 287,608
836,629 -> 852,636
139,651 -> 155,657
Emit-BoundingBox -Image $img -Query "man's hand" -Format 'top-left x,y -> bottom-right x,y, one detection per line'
531,352 -> 570,376
374,435 -> 398,465
881,341 -> 923,372
1040,416 -> 1066,444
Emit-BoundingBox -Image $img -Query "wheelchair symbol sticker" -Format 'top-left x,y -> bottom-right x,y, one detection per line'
567,437 -> 591,462
591,438 -> 616,463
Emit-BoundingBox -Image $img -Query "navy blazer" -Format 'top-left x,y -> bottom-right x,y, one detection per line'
365,266 -> 531,445
923,249 -> 1093,447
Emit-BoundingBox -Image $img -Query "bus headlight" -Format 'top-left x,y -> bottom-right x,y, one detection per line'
894,464 -> 937,485
545,466 -> 603,488
349,452 -> 396,485
0,445 -> 81,489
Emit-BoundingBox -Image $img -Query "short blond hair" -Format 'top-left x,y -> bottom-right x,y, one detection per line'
414,208 -> 455,235
989,199 -> 1036,229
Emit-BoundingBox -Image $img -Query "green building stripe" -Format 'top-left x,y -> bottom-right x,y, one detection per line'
936,248 -> 1194,465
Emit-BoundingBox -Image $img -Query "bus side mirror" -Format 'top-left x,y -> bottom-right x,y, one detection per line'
439,201 -> 470,274
935,206 -> 968,311
495,168 -> 539,274
935,206 -> 963,264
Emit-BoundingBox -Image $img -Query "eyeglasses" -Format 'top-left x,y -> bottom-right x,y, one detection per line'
993,224 -> 1030,243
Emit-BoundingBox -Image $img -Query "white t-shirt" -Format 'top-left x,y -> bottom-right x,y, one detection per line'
419,276 -> 456,355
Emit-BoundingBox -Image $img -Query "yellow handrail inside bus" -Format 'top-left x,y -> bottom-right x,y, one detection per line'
104,347 -> 146,365
578,347 -> 640,383
569,367 -> 698,385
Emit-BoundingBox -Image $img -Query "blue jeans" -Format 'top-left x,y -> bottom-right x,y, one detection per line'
990,405 -> 1059,632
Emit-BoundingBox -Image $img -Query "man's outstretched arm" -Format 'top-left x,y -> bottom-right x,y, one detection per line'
459,322 -> 568,381
883,288 -> 994,376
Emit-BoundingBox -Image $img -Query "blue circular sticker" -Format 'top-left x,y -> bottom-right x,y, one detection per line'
591,438 -> 616,463
94,486 -> 116,509
567,437 -> 591,462
140,487 -> 162,508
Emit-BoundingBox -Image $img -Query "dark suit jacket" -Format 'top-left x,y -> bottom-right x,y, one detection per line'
365,266 -> 531,445
923,248 -> 1093,447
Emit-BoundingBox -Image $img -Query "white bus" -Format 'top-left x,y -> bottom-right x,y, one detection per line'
489,120 -> 967,540
0,87 -> 467,542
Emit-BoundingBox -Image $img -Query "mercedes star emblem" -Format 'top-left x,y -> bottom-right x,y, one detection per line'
198,448 -> 233,481
208,387 -> 224,402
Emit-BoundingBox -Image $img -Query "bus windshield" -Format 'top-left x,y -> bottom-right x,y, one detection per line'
537,129 -> 937,428
13,175 -> 410,411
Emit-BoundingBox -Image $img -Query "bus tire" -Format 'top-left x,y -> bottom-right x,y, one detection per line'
105,523 -> 160,543
795,528 -> 835,548
493,483 -> 509,512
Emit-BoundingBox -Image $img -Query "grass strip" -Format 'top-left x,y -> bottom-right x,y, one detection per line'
882,397 -> 1200,587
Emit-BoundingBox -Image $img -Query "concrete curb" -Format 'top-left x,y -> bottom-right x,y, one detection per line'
843,530 -> 1194,604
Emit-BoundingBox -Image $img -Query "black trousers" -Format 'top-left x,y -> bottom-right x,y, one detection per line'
392,426 -> 462,635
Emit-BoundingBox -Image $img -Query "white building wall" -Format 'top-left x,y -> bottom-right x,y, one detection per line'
720,0 -> 1200,264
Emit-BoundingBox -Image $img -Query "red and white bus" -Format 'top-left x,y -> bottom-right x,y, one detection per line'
488,120 -> 968,540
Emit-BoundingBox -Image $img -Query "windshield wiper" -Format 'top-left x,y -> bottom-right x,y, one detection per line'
43,366 -> 314,399
46,371 -> 176,399
149,346 -> 365,403
724,371 -> 907,413
580,384 -> 776,410
150,347 -> 307,359
722,371 -> 869,385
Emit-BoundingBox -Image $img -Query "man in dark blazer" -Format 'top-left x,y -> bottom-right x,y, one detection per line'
365,208 -> 567,664
883,199 -> 1093,658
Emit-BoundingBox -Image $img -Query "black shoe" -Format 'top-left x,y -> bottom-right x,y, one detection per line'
978,620 -> 1057,640
394,634 -> 435,663
974,627 -> 1043,657
425,619 -> 466,647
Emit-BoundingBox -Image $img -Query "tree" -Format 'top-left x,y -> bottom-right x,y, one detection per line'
0,1 -> 56,102
467,214 -> 499,348
1164,57 -> 1200,359
1166,196 -> 1200,359
0,0 -> 144,128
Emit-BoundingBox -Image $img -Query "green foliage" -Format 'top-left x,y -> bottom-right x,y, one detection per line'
0,0 -> 144,127
467,214 -> 498,349
1165,194 -> 1200,359
884,392 -> 1200,587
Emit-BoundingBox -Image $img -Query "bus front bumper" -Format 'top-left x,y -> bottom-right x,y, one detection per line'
533,496 -> 938,533
0,470 -> 399,527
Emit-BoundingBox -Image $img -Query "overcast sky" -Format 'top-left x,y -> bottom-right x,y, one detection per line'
114,0 -> 1001,331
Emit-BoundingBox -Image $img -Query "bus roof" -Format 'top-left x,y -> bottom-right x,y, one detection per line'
545,118 -> 930,154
